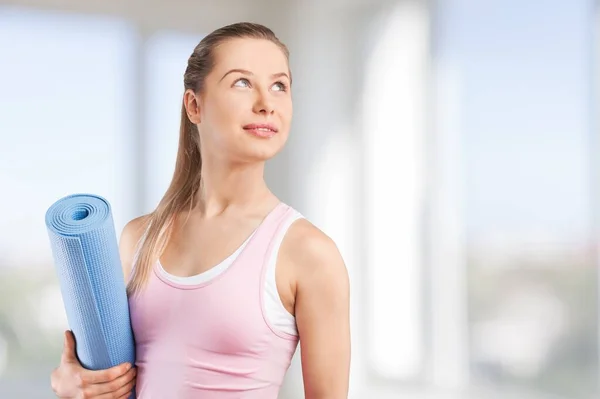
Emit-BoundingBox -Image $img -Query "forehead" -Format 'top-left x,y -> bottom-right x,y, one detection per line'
211,38 -> 289,75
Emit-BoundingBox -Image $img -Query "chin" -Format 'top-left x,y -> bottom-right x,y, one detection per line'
251,144 -> 285,161
243,135 -> 287,162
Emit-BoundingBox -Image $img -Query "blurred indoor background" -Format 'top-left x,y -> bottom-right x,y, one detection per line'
0,0 -> 599,398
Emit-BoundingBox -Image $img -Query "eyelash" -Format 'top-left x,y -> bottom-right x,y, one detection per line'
234,78 -> 288,92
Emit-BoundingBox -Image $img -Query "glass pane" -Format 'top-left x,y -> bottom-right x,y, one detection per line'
0,7 -> 136,396
436,1 -> 598,397
143,31 -> 204,213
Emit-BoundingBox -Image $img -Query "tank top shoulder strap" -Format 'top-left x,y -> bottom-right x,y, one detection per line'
230,202 -> 293,277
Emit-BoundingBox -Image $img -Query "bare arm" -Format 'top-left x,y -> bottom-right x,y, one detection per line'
291,222 -> 351,398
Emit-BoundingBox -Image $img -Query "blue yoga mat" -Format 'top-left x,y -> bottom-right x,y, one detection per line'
46,193 -> 136,395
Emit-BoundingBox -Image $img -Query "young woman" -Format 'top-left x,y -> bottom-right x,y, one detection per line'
50,22 -> 351,398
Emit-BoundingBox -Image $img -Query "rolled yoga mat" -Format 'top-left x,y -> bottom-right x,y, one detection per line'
45,194 -> 136,391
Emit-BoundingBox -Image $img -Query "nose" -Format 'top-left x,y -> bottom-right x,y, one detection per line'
252,90 -> 275,115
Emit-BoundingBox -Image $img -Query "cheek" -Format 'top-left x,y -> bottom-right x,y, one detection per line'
222,93 -> 249,117
279,99 -> 293,123
206,93 -> 245,125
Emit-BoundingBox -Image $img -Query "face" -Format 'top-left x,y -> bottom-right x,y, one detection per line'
185,38 -> 292,164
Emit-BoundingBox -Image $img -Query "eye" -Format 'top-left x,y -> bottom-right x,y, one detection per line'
233,78 -> 250,88
272,81 -> 288,92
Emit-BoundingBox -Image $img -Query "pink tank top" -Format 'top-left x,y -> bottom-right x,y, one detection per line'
128,203 -> 300,398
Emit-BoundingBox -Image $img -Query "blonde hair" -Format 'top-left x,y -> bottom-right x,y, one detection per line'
126,22 -> 290,297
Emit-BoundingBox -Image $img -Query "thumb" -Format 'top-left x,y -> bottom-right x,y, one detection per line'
61,330 -> 78,363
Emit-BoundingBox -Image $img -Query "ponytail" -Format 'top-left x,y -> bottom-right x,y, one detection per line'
126,101 -> 202,296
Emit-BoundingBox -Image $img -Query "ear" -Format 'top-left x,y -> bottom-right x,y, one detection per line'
184,89 -> 201,124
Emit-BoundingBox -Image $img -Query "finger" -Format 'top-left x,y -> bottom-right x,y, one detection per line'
114,377 -> 136,398
80,362 -> 132,385
93,367 -> 136,395
61,330 -> 78,363
95,373 -> 136,399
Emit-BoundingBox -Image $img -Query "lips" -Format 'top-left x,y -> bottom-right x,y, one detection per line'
242,123 -> 279,138
242,123 -> 278,133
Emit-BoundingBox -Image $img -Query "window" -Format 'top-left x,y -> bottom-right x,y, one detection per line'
434,0 -> 599,397
364,2 -> 599,398
0,7 -> 208,396
0,6 -> 136,396
143,31 -> 204,212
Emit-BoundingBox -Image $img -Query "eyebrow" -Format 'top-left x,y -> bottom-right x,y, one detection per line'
220,68 -> 291,83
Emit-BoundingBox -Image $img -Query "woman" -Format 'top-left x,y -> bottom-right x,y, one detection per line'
50,22 -> 350,398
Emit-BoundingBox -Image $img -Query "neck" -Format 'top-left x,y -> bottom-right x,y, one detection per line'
193,157 -> 274,217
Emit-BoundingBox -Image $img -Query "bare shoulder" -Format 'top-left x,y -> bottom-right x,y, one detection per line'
283,218 -> 349,290
119,214 -> 151,280
283,218 -> 351,396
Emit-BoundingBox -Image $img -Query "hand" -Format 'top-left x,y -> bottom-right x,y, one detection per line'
50,330 -> 136,398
